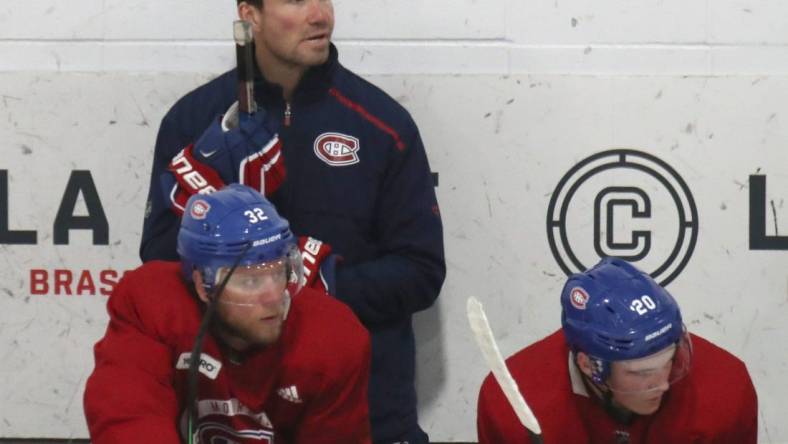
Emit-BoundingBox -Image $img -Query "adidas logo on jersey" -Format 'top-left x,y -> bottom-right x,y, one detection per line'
277,385 -> 303,404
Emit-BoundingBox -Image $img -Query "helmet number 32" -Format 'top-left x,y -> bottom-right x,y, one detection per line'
244,207 -> 269,224
630,295 -> 657,316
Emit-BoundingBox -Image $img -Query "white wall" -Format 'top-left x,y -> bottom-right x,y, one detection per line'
2,1 -> 787,442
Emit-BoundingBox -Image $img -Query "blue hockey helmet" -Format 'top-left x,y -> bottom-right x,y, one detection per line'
561,257 -> 689,385
177,184 -> 302,293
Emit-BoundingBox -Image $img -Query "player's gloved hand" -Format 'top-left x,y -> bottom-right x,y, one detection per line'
297,236 -> 337,295
166,101 -> 286,215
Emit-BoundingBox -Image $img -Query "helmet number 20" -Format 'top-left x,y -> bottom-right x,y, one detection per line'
244,207 -> 268,224
630,295 -> 657,316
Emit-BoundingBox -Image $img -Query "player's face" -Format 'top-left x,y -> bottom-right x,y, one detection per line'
244,0 -> 334,72
214,260 -> 290,347
607,345 -> 675,415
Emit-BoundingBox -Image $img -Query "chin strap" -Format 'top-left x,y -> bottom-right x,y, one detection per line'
599,386 -> 635,426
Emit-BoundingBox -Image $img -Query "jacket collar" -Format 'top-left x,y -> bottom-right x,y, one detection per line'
252,43 -> 338,105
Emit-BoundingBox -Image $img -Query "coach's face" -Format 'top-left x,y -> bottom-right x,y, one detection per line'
240,0 -> 334,72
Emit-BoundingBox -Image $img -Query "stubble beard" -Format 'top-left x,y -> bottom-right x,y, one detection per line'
282,44 -> 330,71
258,31 -> 331,73
214,312 -> 283,349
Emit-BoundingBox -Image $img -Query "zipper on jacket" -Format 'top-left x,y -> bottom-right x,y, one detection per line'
284,102 -> 292,127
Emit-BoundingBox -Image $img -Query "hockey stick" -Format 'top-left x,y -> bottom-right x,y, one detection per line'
233,20 -> 257,116
467,297 -> 543,444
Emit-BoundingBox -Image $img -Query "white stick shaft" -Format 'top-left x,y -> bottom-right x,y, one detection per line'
467,297 -> 542,435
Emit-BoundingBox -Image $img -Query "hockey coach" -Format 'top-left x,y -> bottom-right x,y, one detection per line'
139,1 -> 446,442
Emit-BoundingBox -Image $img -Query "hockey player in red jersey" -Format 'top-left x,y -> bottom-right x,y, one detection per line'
477,257 -> 757,444
84,184 -> 371,443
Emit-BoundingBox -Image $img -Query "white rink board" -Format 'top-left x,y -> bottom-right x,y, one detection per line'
1,72 -> 787,442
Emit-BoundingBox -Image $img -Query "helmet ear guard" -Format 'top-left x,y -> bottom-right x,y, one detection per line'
589,355 -> 609,386
284,243 -> 305,296
571,350 -> 611,386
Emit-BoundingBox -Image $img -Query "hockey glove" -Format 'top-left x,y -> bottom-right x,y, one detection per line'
297,236 -> 337,296
166,101 -> 286,215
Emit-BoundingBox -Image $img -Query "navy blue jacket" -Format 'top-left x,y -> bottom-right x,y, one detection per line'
140,45 -> 445,442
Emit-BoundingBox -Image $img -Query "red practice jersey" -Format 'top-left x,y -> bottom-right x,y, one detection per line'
477,330 -> 757,444
84,261 -> 372,444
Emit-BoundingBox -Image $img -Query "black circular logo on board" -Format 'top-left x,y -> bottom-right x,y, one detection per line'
546,149 -> 698,286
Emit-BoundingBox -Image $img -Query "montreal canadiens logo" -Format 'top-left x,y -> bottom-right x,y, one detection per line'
570,287 -> 590,310
190,199 -> 211,220
313,132 -> 360,166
